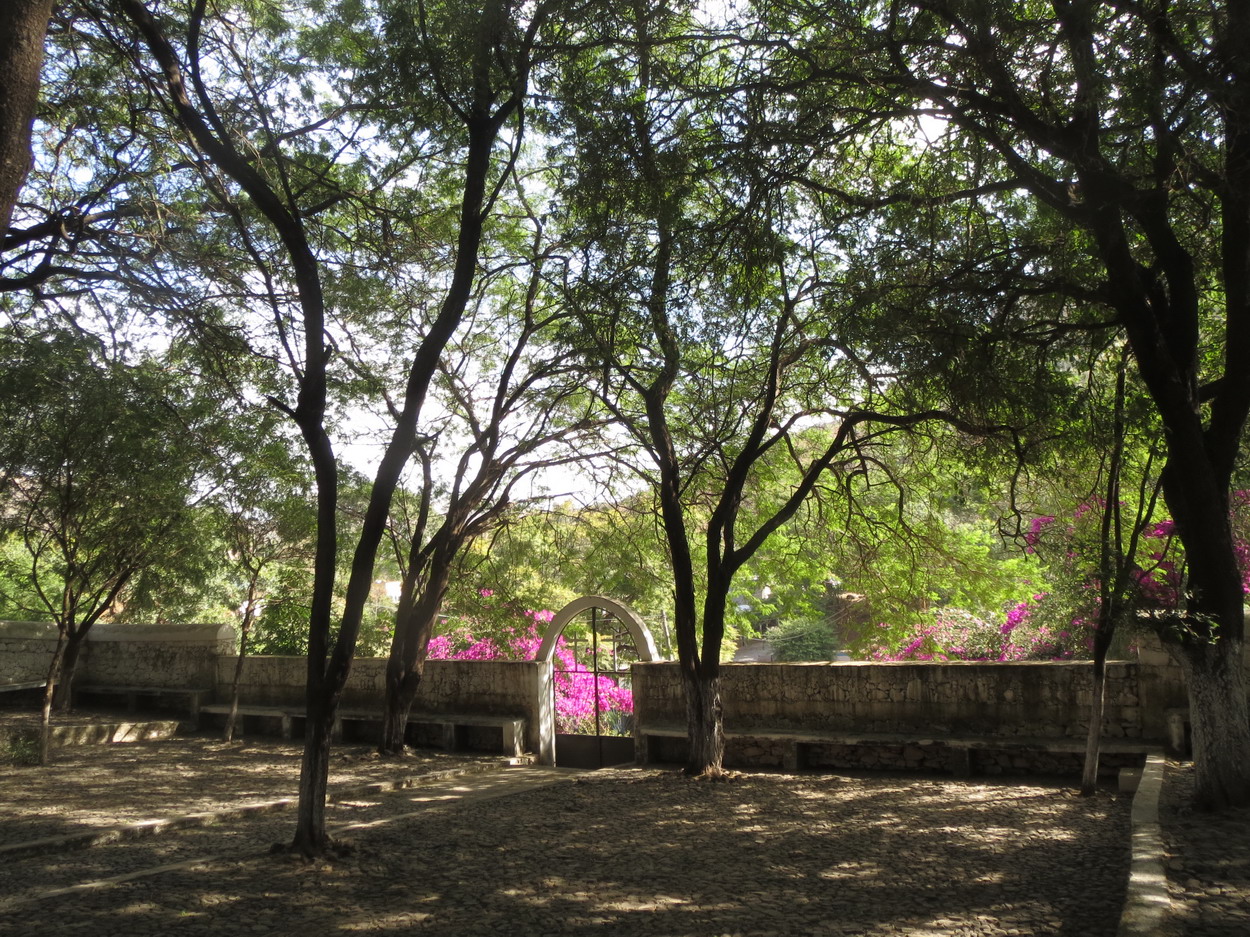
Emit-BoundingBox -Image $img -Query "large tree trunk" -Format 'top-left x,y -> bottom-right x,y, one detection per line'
379,558 -> 450,755
1181,637 -> 1250,809
0,0 -> 53,237
682,666 -> 725,777
291,694 -> 335,856
379,662 -> 422,756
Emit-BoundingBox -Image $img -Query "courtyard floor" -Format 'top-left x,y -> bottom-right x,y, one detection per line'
0,714 -> 1244,936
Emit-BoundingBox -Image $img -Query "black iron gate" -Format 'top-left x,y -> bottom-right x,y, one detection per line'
553,606 -> 637,769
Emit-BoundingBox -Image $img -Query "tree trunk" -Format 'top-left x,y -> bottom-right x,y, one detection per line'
291,694 -> 335,857
379,564 -> 449,755
682,667 -> 725,776
53,631 -> 85,713
0,0 -> 53,236
1181,637 -> 1250,809
223,619 -> 252,742
379,664 -> 422,755
1081,654 -> 1107,796
38,630 -> 66,766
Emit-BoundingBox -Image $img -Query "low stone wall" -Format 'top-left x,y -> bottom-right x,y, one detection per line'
0,621 -> 59,684
83,623 -> 235,690
216,655 -> 553,761
0,621 -> 233,689
632,660 -> 1178,742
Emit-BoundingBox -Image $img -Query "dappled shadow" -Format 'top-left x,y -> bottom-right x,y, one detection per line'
0,765 -> 1130,937
1159,761 -> 1250,936
0,713 -> 504,846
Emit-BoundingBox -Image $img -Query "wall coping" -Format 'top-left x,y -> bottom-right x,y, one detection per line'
0,620 -> 59,639
631,658 -> 1140,668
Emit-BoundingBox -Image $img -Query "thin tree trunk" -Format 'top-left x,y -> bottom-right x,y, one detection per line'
1181,637 -> 1250,809
224,584 -> 261,742
1081,653 -> 1107,795
223,618 -> 252,742
38,630 -> 66,766
682,667 -> 724,777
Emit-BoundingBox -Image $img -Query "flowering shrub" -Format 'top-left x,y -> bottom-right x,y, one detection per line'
427,610 -> 634,735
867,492 -> 1250,664
866,599 -> 1082,662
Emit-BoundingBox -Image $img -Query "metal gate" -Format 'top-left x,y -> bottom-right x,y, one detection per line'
553,606 -> 637,769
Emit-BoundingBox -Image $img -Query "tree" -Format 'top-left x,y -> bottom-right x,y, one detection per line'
377,212 -> 606,755
556,0 -> 999,774
106,0 -> 559,853
0,327 -> 219,762
780,0 -> 1250,808
214,440 -> 317,742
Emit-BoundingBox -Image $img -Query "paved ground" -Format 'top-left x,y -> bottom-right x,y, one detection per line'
1159,761 -> 1250,936
0,723 -> 1135,937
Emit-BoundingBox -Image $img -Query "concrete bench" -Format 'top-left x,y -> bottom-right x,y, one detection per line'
198,703 -> 304,739
338,709 -> 526,757
0,684 -> 51,699
199,704 -> 526,756
73,685 -> 210,720
637,724 -> 1162,777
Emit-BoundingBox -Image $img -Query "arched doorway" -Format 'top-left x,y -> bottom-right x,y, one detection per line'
536,596 -> 659,768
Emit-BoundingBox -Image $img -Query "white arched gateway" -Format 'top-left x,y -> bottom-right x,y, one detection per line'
534,595 -> 659,769
535,594 -> 659,664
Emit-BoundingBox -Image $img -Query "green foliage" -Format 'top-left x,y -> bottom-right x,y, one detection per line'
0,328 -> 226,631
768,617 -> 840,662
1,730 -> 40,767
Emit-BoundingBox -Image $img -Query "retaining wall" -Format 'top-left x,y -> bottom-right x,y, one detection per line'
0,621 -> 233,689
0,621 -> 59,684
632,659 -> 1183,742
0,620 -> 1212,768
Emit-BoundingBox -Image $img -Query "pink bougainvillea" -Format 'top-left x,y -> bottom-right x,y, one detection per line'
427,616 -> 633,734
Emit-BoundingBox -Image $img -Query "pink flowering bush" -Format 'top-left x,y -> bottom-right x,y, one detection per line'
866,597 -> 1082,662
427,609 -> 634,735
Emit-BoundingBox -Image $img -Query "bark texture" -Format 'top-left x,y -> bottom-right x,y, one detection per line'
1080,657 -> 1107,796
0,0 -> 53,236
682,668 -> 725,777
1181,638 -> 1250,809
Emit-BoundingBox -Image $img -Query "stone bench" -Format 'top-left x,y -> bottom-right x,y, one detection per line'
0,684 -> 50,699
338,709 -> 526,757
637,724 -> 1162,777
73,685 -> 210,721
198,703 -> 304,739
199,704 -> 526,756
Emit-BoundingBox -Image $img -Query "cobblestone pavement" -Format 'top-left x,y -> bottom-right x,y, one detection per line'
1159,760 -> 1250,937
0,728 -> 1133,937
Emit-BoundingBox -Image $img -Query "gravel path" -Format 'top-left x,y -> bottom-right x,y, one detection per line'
0,730 -> 1132,937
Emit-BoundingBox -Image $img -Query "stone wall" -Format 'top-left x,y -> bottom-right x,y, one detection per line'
0,621 -> 59,684
84,624 -> 235,689
0,621 -> 233,688
632,659 -> 1179,742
